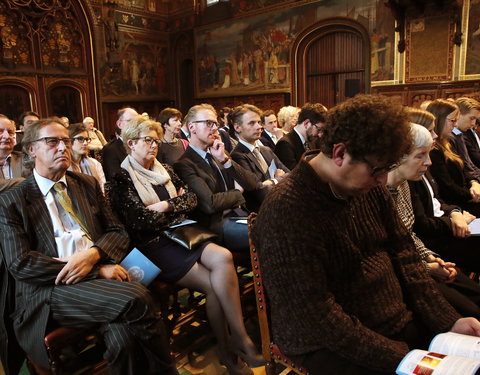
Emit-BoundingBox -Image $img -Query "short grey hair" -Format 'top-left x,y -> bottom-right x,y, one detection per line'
399,123 -> 433,164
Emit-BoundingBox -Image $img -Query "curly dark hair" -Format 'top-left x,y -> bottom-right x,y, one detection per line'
297,102 -> 327,125
319,95 -> 411,164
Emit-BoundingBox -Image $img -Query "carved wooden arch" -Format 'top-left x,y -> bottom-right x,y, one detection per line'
46,79 -> 88,121
0,0 -> 98,122
291,17 -> 371,107
0,78 -> 38,110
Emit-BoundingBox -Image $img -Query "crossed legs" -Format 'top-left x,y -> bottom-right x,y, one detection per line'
177,243 -> 259,371
50,279 -> 178,375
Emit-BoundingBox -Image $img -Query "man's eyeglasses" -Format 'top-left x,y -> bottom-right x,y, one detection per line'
133,136 -> 161,146
192,120 -> 219,128
34,137 -> 74,148
312,124 -> 325,132
73,136 -> 92,144
360,157 -> 398,177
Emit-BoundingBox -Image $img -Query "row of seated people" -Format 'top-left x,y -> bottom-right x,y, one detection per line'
0,108 -> 267,374
1,94 -> 480,374
251,94 -> 480,374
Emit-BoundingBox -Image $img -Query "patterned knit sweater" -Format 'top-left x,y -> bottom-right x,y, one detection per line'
252,161 -> 461,373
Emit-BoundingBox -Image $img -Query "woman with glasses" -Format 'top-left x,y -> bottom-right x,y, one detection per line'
110,115 -> 262,375
427,99 -> 480,216
156,108 -> 188,165
387,123 -> 480,317
68,123 -> 106,192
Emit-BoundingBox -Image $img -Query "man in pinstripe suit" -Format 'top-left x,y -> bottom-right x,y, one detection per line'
0,118 -> 178,375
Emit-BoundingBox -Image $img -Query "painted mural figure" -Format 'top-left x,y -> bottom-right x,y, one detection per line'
131,58 -> 140,94
222,62 -> 231,88
268,50 -> 279,84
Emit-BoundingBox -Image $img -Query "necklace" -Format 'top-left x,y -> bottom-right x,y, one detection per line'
329,183 -> 347,200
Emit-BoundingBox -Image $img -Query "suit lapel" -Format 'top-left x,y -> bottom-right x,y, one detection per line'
237,143 -> 264,175
25,176 -> 57,257
10,153 -> 22,178
186,147 -> 219,190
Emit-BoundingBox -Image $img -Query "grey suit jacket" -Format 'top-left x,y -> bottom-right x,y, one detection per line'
174,146 -> 258,232
0,172 -> 129,367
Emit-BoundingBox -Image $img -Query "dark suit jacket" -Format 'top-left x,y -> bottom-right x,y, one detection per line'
231,143 -> 289,211
13,132 -> 23,152
174,146 -> 258,234
102,138 -> 127,181
231,142 -> 289,184
449,132 -> 480,180
260,130 -> 276,150
0,172 -> 128,368
464,129 -> 480,169
429,148 -> 474,206
408,171 -> 460,238
219,128 -> 233,153
274,130 -> 306,170
179,128 -> 189,141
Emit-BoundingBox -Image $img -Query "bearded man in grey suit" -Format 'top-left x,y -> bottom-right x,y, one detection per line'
0,117 -> 177,375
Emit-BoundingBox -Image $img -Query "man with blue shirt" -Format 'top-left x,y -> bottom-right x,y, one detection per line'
174,104 -> 258,252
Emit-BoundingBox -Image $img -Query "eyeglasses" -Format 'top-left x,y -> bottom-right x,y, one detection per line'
192,120 -> 219,128
133,136 -> 161,146
34,137 -> 73,148
73,136 -> 92,144
312,124 -> 325,132
360,157 -> 398,177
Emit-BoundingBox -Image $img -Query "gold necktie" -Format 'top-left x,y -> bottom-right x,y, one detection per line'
252,147 -> 269,174
53,182 -> 92,240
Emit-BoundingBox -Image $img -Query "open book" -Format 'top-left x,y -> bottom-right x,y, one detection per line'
396,332 -> 480,375
468,218 -> 480,236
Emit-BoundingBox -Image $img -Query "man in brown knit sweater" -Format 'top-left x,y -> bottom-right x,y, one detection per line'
252,95 -> 480,375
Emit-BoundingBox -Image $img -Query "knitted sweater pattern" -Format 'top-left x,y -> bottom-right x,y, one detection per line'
252,161 -> 460,372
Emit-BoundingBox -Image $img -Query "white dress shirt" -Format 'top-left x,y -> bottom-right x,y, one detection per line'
34,169 -> 93,258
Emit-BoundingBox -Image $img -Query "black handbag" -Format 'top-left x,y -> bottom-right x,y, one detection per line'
162,224 -> 217,250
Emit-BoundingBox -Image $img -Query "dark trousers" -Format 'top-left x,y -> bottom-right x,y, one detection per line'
51,279 -> 178,375
436,271 -> 480,319
293,320 -> 432,375
222,217 -> 249,252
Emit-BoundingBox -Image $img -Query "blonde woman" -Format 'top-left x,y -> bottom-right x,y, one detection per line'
110,116 -> 262,375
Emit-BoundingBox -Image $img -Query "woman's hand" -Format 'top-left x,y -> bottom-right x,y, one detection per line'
449,211 -> 471,238
147,201 -> 170,213
469,181 -> 480,202
427,257 -> 457,283
99,264 -> 130,282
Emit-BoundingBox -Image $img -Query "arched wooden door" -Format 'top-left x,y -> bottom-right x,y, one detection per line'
292,18 -> 370,109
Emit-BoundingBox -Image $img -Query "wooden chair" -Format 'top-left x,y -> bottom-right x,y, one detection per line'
248,213 -> 309,375
27,327 -> 108,375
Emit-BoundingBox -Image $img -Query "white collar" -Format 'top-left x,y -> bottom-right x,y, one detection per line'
33,169 -> 67,197
238,138 -> 262,152
293,127 -> 306,144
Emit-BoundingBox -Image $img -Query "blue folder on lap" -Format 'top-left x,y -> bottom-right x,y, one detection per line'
120,248 -> 161,286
